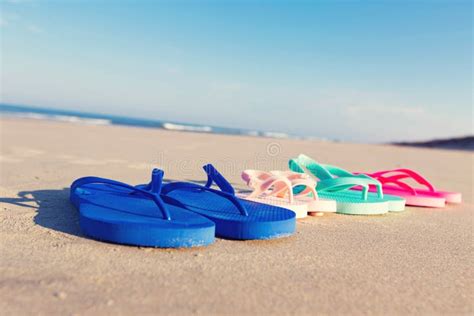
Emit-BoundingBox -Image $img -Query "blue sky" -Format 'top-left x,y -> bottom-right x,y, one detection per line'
1,0 -> 472,142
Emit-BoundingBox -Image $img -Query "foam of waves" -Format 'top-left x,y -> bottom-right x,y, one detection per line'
0,105 -> 309,140
243,130 -> 261,137
51,115 -> 111,125
163,122 -> 213,133
2,112 -> 112,126
8,113 -> 49,120
261,131 -> 290,139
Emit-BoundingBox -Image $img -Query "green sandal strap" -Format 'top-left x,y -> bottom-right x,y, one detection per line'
316,177 -> 369,200
322,164 -> 382,184
289,154 -> 384,200
289,155 -> 333,180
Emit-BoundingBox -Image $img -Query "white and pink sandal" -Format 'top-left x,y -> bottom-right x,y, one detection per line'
239,170 -> 337,218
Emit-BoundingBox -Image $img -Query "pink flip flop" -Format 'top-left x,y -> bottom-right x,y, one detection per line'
356,169 -> 461,208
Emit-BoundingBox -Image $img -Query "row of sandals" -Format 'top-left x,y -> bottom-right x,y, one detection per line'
70,154 -> 461,248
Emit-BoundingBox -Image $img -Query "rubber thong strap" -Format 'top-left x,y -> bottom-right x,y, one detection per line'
139,168 -> 165,193
268,170 -> 319,200
290,154 -> 333,180
322,163 -> 384,188
289,155 -> 383,199
203,164 -> 235,195
365,169 -> 436,193
244,172 -> 295,203
243,170 -> 319,202
287,178 -> 319,200
71,169 -> 172,220
322,164 -> 356,178
161,164 -> 248,216
316,177 -> 370,200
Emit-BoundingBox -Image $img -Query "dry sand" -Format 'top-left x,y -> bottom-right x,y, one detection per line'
0,118 -> 472,315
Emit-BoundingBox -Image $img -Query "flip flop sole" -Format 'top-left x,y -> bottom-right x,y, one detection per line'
346,190 -> 406,212
362,186 -> 446,208
383,186 -> 459,205
237,194 -> 308,219
319,192 -> 389,215
306,198 -> 337,213
369,192 -> 405,212
402,195 -> 446,208
164,189 -> 296,240
71,184 -> 215,248
437,191 -> 462,204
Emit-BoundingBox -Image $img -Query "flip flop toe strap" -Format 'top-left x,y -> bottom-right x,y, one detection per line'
289,178 -> 319,200
364,169 -> 436,194
242,170 -> 318,203
289,155 -> 383,200
269,170 -> 319,200
242,170 -> 294,202
317,177 -> 373,200
252,177 -> 295,202
71,169 -> 172,220
162,164 -> 249,216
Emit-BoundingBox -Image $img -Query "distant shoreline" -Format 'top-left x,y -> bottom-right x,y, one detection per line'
0,103 -> 293,140
0,103 -> 304,140
1,103 -> 472,151
393,136 -> 474,151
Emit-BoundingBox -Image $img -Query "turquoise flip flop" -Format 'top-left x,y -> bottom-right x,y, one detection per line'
289,155 -> 391,215
320,163 -> 406,212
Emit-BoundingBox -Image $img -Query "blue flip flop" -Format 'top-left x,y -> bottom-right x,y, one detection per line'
158,164 -> 296,240
70,169 -> 215,248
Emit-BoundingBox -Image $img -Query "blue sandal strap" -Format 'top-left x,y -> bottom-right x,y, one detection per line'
140,168 -> 164,194
203,164 -> 235,194
161,164 -> 249,216
161,182 -> 249,216
71,169 -> 172,220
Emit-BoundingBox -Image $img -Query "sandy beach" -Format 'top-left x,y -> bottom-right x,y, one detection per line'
0,118 -> 472,315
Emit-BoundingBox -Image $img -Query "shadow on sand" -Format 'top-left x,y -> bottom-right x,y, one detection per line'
1,187 -> 83,237
0,177 -> 249,240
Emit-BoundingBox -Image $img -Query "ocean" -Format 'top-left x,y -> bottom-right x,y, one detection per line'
0,104 -> 291,139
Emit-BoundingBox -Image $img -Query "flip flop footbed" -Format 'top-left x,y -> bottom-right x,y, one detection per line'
436,190 -> 461,204
237,193 -> 308,218
295,196 -> 337,213
342,190 -> 406,212
318,191 -> 389,215
71,183 -> 215,248
365,186 -> 446,208
163,187 -> 296,240
353,185 -> 446,208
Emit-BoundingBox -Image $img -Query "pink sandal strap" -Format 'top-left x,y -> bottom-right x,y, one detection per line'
364,168 -> 435,194
242,170 -> 294,203
289,178 -> 318,200
269,171 -> 318,201
242,170 -> 318,203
